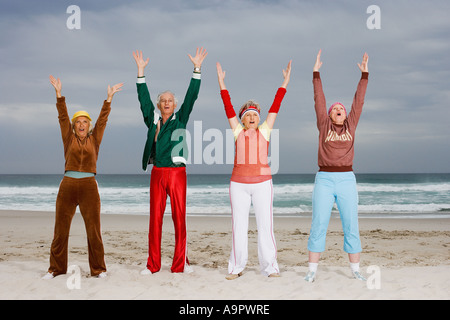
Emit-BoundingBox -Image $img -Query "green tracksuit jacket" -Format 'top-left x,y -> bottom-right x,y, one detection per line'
136,72 -> 201,171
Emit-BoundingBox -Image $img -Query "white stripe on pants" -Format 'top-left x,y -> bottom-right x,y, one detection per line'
229,180 -> 279,276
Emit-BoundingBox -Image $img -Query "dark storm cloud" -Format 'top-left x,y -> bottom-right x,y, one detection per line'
1,0 -> 449,174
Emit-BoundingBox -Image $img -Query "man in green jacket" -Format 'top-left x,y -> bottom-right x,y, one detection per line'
133,48 -> 208,274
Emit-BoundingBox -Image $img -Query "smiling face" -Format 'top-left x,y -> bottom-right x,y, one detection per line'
241,111 -> 260,130
73,116 -> 91,139
329,103 -> 347,125
157,92 -> 177,118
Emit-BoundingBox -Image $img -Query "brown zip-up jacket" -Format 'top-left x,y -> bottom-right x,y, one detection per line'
56,97 -> 111,174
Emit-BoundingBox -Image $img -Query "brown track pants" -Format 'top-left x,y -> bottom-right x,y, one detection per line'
48,176 -> 106,276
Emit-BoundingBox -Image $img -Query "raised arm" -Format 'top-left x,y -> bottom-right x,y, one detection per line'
188,47 -> 208,70
216,62 -> 227,91
176,47 -> 208,124
313,49 -> 323,72
107,83 -> 123,103
217,62 -> 239,130
266,60 -> 291,129
50,75 -> 72,143
90,82 -> 122,145
312,50 -> 328,128
347,53 -> 369,127
49,75 -> 62,98
133,50 -> 149,77
133,50 -> 156,127
357,52 -> 369,73
280,60 -> 292,89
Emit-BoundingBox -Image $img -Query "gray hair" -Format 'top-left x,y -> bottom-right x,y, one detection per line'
239,99 -> 261,118
157,90 -> 178,107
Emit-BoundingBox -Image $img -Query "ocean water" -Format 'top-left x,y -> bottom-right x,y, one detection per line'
0,173 -> 450,218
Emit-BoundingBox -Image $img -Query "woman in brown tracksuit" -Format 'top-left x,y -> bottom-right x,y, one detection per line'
42,76 -> 123,279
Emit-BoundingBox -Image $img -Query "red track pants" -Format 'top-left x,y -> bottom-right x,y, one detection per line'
147,166 -> 189,273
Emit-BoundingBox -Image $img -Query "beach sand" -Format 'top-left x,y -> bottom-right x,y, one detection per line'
0,210 -> 449,300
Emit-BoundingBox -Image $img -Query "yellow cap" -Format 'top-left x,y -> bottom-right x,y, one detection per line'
71,110 -> 92,122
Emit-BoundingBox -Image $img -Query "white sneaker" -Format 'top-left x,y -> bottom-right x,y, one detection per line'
184,264 -> 194,274
140,268 -> 152,275
42,272 -> 54,280
304,271 -> 316,283
352,271 -> 367,281
96,272 -> 107,279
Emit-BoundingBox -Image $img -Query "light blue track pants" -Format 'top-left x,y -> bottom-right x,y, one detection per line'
307,171 -> 362,254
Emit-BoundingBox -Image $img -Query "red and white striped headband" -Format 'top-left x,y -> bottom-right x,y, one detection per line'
239,105 -> 260,119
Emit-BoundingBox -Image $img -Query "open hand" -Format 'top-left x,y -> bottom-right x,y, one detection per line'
357,52 -> 369,73
281,60 -> 292,88
188,47 -> 208,68
107,83 -> 124,102
216,62 -> 226,80
313,49 -> 323,72
132,50 -> 149,77
49,75 -> 62,98
216,62 -> 226,90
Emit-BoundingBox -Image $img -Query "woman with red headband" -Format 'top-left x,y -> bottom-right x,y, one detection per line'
42,76 -> 123,280
216,60 -> 291,279
305,50 -> 369,283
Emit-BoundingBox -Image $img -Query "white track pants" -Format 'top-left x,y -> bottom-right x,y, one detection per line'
228,180 -> 279,276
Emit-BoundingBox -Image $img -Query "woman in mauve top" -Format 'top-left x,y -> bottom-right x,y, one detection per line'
305,50 -> 369,283
216,61 -> 291,280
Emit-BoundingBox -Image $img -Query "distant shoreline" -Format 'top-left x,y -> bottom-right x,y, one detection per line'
2,209 -> 450,220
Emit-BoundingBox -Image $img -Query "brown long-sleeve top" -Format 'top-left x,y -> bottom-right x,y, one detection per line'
56,97 -> 111,174
313,71 -> 368,172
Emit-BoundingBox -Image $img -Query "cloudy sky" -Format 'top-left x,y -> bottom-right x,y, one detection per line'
1,0 -> 449,174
